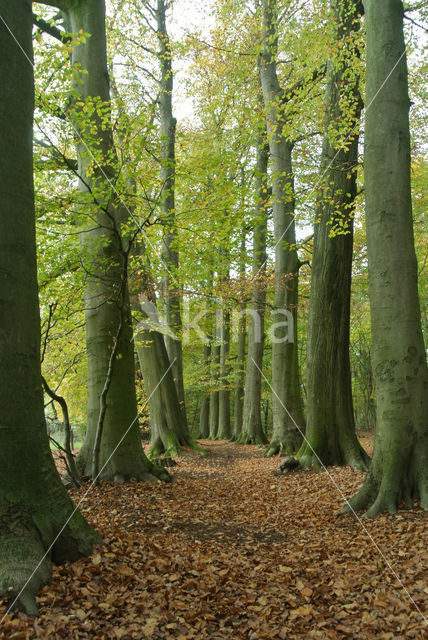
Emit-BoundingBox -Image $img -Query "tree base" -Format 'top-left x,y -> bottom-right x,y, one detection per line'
296,440 -> 370,472
340,467 -> 428,517
0,505 -> 101,615
237,433 -> 268,445
265,438 -> 299,458
148,438 -> 208,461
216,431 -> 232,440
76,446 -> 171,483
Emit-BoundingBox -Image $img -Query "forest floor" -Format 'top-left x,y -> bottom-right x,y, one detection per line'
1,435 -> 427,639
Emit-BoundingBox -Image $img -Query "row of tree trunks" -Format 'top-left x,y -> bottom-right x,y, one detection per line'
60,0 -> 166,482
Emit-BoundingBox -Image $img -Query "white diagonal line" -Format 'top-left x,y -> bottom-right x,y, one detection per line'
0,13 -> 174,279
1,358 -> 176,621
254,48 -> 407,281
254,358 -> 427,626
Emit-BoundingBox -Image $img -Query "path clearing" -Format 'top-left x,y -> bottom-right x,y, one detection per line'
1,439 -> 427,639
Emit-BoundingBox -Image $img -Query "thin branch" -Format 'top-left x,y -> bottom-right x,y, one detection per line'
32,12 -> 71,43
404,14 -> 428,31
43,377 -> 81,487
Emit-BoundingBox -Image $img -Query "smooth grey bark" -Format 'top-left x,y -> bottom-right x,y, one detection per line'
240,136 -> 270,445
208,306 -> 221,439
344,0 -> 428,515
129,248 -> 203,458
217,302 -> 231,439
156,0 -> 188,431
232,232 -> 247,441
199,342 -> 211,438
91,305 -> 123,483
295,0 -> 369,471
0,2 -> 99,614
131,251 -> 203,458
110,67 -> 195,463
64,1 -> 167,482
260,0 -> 304,455
136,328 -> 200,458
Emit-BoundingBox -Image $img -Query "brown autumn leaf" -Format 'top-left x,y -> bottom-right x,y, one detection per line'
0,438 -> 426,640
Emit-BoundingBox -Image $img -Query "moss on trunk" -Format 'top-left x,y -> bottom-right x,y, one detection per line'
0,4 -> 100,614
343,0 -> 428,514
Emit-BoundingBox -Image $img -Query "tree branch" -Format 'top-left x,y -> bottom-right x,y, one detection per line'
32,13 -> 71,43
42,376 -> 81,487
283,64 -> 327,104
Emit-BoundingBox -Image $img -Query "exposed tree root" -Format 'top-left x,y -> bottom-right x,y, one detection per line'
1,530 -> 50,616
278,456 -> 301,474
264,439 -> 299,458
340,470 -> 428,517
296,441 -> 370,472
148,437 -> 208,462
237,434 -> 268,446
76,446 -> 171,483
0,505 -> 101,616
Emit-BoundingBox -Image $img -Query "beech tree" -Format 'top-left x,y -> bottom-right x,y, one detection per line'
37,0 -> 169,482
294,0 -> 370,471
0,0 -> 99,614
344,0 -> 427,515
259,0 -> 304,454
132,266 -> 203,458
155,0 -> 188,429
232,231 -> 247,440
240,133 -> 270,445
199,342 -> 211,438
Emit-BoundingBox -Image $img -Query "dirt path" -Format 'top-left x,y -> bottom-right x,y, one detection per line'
1,439 -> 427,639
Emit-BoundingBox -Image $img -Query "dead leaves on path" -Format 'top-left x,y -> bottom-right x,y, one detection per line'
1,437 -> 427,639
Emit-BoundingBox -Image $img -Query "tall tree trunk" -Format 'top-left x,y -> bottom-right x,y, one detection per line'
108,63 -> 197,463
208,304 -> 221,439
136,329 -> 197,458
0,2 -> 100,615
130,254 -> 204,458
65,1 -> 166,482
232,232 -> 247,441
345,0 -> 427,515
199,342 -> 211,438
217,301 -> 231,439
260,0 -> 304,454
240,135 -> 270,445
295,0 -> 369,471
156,0 -> 188,430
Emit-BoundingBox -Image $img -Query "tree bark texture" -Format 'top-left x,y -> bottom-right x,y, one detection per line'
345,0 -> 428,514
260,0 -> 304,455
296,0 -> 369,471
0,2 -> 99,614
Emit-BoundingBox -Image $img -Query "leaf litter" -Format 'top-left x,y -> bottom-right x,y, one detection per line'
1,435 -> 427,639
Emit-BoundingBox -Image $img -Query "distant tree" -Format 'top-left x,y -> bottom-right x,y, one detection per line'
240,130 -> 270,445
155,0 -> 188,431
232,230 -> 247,441
37,0 -> 170,482
259,0 -> 304,454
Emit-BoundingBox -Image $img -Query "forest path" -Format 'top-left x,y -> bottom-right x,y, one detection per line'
1,437 -> 427,639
